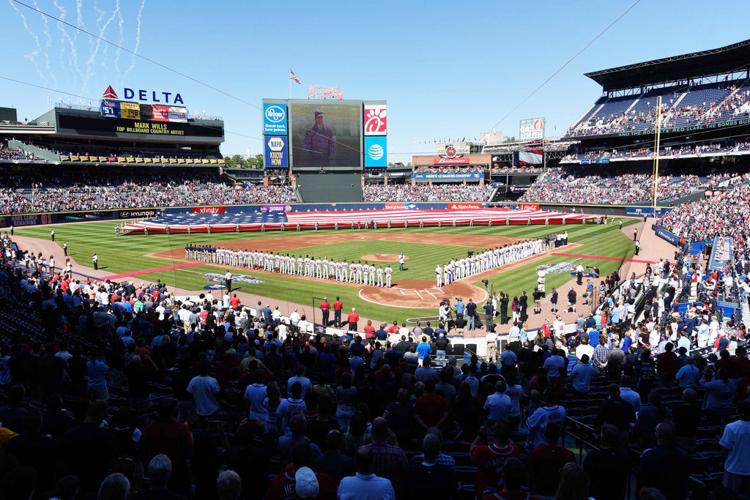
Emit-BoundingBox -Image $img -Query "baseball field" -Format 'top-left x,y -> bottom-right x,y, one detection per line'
16,220 -> 637,322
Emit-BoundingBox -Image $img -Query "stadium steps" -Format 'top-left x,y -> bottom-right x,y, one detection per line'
623,97 -> 640,115
7,139 -> 59,162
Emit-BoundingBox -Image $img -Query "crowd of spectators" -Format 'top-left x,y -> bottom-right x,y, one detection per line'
564,141 -> 750,163
568,83 -> 750,137
363,183 -> 495,203
520,167 -> 717,205
0,172 -> 296,214
659,174 -> 750,251
1,220 -> 750,499
0,144 -> 38,162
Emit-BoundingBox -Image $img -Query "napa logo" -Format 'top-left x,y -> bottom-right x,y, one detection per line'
263,103 -> 288,135
268,136 -> 285,151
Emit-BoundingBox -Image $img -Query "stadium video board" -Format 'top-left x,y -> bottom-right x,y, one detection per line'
289,101 -> 362,168
262,99 -> 387,170
57,113 -> 224,139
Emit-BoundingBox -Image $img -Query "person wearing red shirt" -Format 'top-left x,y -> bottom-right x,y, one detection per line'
471,422 -> 522,496
528,422 -> 575,496
364,320 -> 376,339
229,293 -> 241,310
333,297 -> 343,327
320,297 -> 331,326
347,308 -> 360,332
415,380 -> 449,431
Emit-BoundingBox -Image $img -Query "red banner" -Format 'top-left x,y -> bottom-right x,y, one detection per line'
192,206 -> 227,214
449,202 -> 482,209
519,203 -> 540,211
384,203 -> 405,210
432,156 -> 471,165
151,105 -> 170,122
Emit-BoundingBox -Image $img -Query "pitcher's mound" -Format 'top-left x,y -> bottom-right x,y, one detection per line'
362,253 -> 409,263
358,279 -> 487,309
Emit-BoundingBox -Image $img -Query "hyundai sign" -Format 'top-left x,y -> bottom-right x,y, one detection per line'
263,103 -> 288,135
364,136 -> 387,167
264,135 -> 289,168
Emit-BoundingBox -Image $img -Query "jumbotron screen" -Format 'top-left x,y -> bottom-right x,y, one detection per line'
289,101 -> 362,168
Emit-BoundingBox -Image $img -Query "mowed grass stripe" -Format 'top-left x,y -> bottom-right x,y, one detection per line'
15,220 -> 636,321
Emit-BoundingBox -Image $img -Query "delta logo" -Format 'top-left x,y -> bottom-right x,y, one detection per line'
102,85 -> 185,105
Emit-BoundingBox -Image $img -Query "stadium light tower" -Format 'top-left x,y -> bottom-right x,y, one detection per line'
651,96 -> 663,209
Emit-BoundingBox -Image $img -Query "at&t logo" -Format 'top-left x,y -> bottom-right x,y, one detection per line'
368,143 -> 384,161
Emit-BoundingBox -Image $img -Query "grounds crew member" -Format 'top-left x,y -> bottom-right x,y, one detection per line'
92,253 -> 98,270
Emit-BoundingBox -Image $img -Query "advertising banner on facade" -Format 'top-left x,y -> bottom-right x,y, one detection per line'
364,136 -> 387,167
412,172 -> 483,180
264,135 -> 289,168
263,103 -> 288,135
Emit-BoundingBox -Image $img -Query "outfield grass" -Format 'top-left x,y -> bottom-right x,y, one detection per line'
16,220 -> 636,321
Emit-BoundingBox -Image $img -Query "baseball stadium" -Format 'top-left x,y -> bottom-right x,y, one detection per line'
1,2 -> 750,499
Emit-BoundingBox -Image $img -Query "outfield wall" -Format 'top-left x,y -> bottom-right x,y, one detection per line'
0,201 -> 669,229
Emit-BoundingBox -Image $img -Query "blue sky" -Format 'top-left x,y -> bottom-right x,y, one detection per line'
2,0 -> 749,161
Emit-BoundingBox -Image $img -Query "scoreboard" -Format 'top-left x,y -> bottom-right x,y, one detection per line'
54,108 -> 224,143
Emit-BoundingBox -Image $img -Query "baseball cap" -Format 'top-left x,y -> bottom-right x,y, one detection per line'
295,467 -> 319,498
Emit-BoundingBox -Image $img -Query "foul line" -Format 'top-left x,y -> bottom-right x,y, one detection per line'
550,252 -> 655,264
101,262 -> 203,280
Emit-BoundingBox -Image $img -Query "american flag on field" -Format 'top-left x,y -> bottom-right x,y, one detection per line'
289,69 -> 301,84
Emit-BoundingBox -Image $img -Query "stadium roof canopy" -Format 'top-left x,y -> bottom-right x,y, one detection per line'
586,39 -> 750,90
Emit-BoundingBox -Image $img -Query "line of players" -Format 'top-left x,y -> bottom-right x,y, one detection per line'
434,239 -> 544,288
185,245 -> 395,287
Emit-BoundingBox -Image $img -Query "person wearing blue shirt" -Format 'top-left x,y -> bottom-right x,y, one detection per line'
483,380 -> 512,423
416,337 -> 432,363
543,349 -> 566,378
621,335 -> 633,353
86,353 -> 110,400
338,447 -> 395,500
611,306 -> 622,325
454,298 -> 465,318
571,354 -> 598,393
701,368 -> 737,416
719,399 -> 750,495
587,329 -> 600,347
375,325 -> 388,341
675,358 -> 700,389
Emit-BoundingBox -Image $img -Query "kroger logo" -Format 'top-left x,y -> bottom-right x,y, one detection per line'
368,144 -> 384,161
265,105 -> 285,123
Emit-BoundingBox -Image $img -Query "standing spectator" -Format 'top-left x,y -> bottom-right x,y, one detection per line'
529,422 -> 576,496
583,424 -> 631,500
320,297 -> 330,326
338,447 -> 395,500
187,360 -> 221,418
405,434 -> 457,499
363,417 -> 408,494
719,399 -> 750,496
638,422 -> 690,500
471,422 -> 522,496
333,297 -> 343,327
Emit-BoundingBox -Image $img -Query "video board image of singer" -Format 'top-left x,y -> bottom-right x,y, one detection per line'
290,102 -> 361,168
